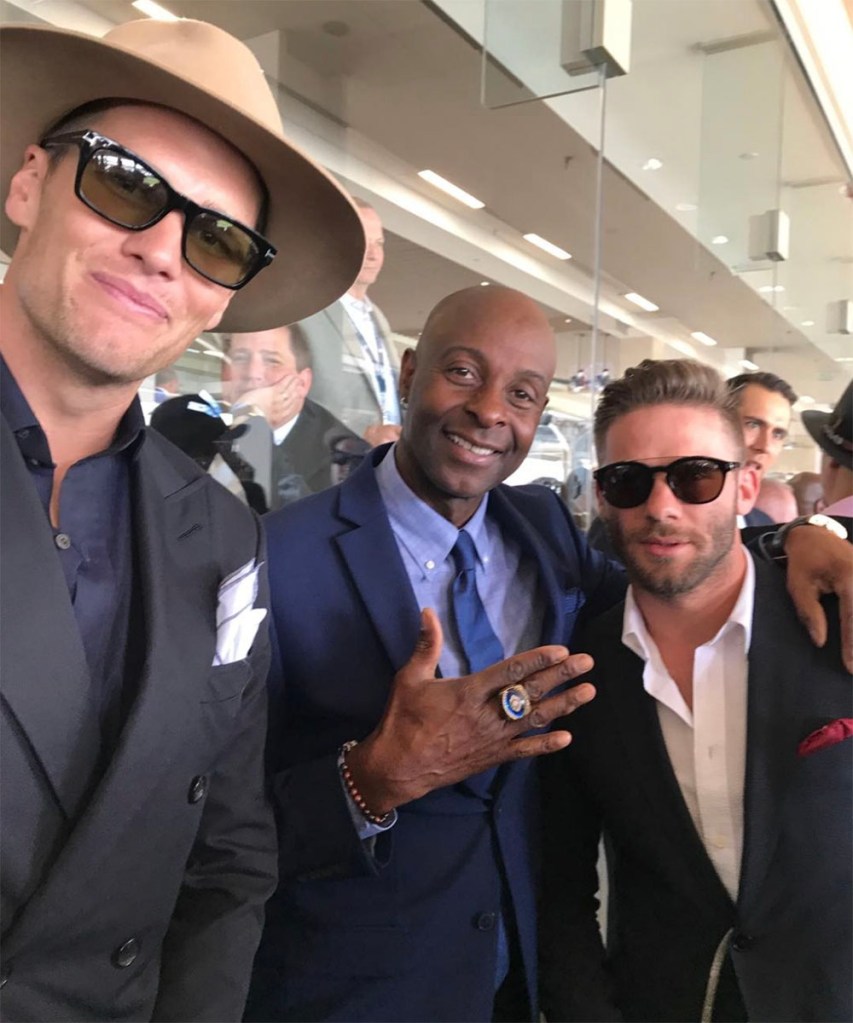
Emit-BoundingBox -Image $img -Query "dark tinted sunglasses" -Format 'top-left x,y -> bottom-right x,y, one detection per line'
40,130 -> 276,289
594,457 -> 741,509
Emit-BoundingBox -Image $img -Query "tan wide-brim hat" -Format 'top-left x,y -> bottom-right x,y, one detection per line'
0,19 -> 365,332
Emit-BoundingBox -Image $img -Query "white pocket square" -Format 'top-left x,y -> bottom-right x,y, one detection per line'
213,559 -> 267,666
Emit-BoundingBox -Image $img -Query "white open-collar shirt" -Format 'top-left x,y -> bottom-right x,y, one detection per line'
621,551 -> 755,901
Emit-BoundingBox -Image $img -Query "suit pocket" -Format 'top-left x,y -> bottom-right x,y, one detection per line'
201,659 -> 252,706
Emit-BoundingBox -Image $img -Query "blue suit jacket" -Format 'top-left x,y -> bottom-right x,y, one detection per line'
539,554 -> 852,1022
248,445 -> 625,1022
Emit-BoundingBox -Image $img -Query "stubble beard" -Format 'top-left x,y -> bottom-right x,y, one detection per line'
604,508 -> 738,600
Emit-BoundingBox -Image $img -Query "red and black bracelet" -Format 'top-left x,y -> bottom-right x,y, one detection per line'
339,740 -> 394,826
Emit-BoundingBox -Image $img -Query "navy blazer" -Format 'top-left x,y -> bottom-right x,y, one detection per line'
249,445 -> 625,1022
539,554 -> 852,1023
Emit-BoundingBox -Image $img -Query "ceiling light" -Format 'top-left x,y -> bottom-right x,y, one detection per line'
835,357 -> 853,362
479,281 -> 490,286
624,291 -> 659,312
801,319 -> 815,327
711,235 -> 729,245
132,0 -> 180,20
676,202 -> 698,212
667,340 -> 696,357
740,359 -> 759,371
564,317 -> 572,323
690,331 -> 718,347
522,233 -> 572,260
417,170 -> 485,209
758,284 -> 785,294
642,158 -> 663,171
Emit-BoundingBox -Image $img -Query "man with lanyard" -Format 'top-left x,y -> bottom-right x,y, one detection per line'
300,199 -> 402,446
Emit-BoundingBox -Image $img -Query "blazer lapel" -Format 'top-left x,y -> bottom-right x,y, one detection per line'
737,557 -> 805,915
63,440 -> 220,865
335,447 -> 422,672
0,420 -> 101,819
476,490 -> 574,798
601,635 -> 734,909
488,489 -> 567,645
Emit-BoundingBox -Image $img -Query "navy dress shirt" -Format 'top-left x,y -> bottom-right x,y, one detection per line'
0,358 -> 144,752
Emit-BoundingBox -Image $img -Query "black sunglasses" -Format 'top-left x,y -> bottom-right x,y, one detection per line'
594,456 -> 741,509
40,130 -> 276,289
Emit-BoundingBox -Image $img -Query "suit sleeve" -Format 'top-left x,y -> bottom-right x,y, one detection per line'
152,515 -> 278,1022
538,741 -> 623,1022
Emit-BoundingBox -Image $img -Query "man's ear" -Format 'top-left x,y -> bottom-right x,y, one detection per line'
736,463 -> 760,514
399,347 -> 417,403
5,145 -> 51,232
297,367 -> 313,397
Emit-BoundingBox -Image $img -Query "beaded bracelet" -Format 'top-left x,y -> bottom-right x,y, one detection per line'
339,739 -> 394,826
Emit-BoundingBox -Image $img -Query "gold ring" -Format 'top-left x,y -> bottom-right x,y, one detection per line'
498,683 -> 532,722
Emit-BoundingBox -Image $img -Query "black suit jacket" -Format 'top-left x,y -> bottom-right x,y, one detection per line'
539,554 -> 852,1022
0,420 -> 277,1022
270,398 -> 356,509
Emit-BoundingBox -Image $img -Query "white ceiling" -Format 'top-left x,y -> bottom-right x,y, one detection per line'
4,0 -> 851,416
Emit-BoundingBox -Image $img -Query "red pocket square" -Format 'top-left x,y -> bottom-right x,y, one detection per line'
797,719 -> 853,757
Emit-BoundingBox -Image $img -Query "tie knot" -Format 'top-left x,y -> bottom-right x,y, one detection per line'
452,529 -> 478,574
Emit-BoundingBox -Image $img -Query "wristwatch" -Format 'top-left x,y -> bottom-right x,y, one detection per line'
763,513 -> 848,560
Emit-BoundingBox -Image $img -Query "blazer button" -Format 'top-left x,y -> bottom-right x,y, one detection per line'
188,775 -> 208,804
474,912 -> 497,931
731,932 -> 754,952
111,938 -> 140,969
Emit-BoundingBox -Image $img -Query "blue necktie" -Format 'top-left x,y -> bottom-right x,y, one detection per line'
451,530 -> 504,674
450,529 -> 511,990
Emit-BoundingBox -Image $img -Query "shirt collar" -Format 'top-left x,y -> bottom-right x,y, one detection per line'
273,412 -> 300,446
1,354 -> 146,462
622,546 -> 756,663
340,291 -> 373,316
823,495 -> 853,516
375,442 -> 491,578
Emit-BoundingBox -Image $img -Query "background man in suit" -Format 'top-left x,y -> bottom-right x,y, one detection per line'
246,285 -> 622,1023
726,370 -> 797,526
0,16 -> 363,1021
298,199 -> 403,445
540,359 -> 851,1023
226,325 -> 358,508
802,379 -> 853,518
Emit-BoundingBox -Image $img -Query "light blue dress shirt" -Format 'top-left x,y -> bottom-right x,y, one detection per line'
342,446 -> 544,839
375,444 -> 543,678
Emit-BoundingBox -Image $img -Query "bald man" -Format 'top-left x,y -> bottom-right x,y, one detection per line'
247,286 -> 622,1023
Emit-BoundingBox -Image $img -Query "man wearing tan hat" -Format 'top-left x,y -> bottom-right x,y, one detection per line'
0,16 -> 363,1022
